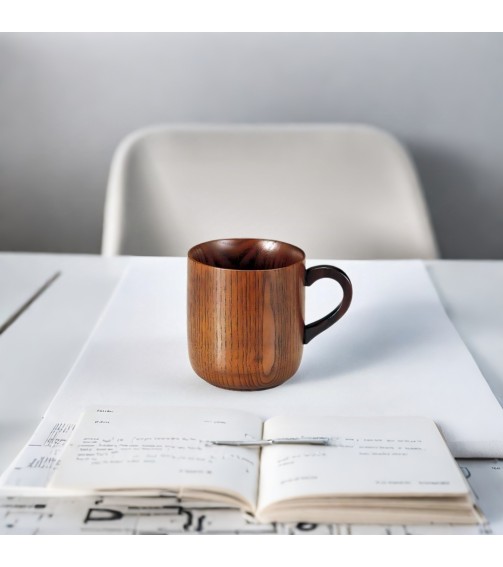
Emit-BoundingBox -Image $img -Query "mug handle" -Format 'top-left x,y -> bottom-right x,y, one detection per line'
303,265 -> 353,345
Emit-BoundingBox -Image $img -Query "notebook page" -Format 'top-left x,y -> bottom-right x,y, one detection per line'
50,406 -> 262,509
258,415 -> 469,510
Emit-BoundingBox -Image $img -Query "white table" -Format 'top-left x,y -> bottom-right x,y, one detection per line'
1,253 -> 502,534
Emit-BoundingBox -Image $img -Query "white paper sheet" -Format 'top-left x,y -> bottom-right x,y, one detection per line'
3,259 -> 503,492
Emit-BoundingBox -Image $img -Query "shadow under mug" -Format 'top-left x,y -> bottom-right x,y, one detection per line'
187,238 -> 353,390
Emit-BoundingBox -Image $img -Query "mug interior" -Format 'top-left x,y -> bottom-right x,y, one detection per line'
188,239 -> 305,270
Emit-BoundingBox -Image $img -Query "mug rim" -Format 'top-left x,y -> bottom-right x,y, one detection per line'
187,238 -> 306,272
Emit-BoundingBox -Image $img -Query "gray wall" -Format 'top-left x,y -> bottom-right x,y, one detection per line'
1,33 -> 502,258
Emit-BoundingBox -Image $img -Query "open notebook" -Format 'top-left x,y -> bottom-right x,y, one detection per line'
49,406 -> 481,525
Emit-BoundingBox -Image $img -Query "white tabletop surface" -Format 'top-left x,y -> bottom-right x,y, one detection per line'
1,253 -> 502,534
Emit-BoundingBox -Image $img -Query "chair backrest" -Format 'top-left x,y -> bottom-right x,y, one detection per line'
102,124 -> 438,259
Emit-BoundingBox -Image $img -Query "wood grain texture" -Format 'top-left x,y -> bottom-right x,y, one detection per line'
188,239 -> 305,390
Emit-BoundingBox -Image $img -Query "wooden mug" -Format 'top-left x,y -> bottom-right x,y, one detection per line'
187,238 -> 352,390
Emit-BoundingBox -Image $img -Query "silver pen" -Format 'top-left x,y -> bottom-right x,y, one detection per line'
210,437 -> 330,447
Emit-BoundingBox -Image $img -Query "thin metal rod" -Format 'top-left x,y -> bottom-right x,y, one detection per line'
210,437 -> 330,447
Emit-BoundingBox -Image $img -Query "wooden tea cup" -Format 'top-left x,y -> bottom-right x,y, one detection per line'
188,238 -> 352,390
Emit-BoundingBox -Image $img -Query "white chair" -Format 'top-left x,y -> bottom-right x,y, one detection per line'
102,124 -> 438,259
